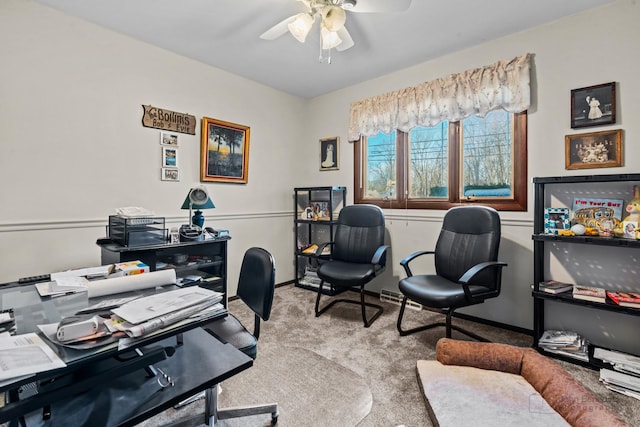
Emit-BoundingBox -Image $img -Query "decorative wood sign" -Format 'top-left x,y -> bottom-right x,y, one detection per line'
141,105 -> 196,135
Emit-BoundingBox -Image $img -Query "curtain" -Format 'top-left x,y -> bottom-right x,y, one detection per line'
348,53 -> 532,141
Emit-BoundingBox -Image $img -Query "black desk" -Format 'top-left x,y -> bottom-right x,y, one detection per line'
22,328 -> 253,427
0,282 -> 252,426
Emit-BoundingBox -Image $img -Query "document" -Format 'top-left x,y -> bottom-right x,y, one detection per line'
112,301 -> 225,338
111,286 -> 223,325
0,333 -> 66,381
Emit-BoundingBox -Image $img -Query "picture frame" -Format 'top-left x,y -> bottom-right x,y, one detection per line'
320,137 -> 339,171
565,129 -> 622,170
310,200 -> 330,220
162,146 -> 178,168
161,167 -> 180,182
544,208 -> 570,235
570,82 -> 616,129
201,117 -> 250,184
160,131 -> 178,146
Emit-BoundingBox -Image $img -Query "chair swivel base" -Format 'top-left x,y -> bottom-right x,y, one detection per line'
396,300 -> 490,342
315,286 -> 383,328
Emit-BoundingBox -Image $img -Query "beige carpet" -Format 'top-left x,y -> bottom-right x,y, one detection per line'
143,284 -> 640,427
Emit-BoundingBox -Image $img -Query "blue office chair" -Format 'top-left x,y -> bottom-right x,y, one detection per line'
186,247 -> 279,425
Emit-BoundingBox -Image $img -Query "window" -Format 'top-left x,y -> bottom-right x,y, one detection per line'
354,111 -> 527,211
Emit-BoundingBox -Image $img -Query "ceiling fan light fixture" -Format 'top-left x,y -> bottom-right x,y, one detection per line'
321,6 -> 346,32
288,13 -> 314,43
341,0 -> 357,10
321,26 -> 342,49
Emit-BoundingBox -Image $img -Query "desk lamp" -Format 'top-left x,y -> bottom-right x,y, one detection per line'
181,186 -> 215,229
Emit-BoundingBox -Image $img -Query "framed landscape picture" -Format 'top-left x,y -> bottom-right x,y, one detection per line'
200,117 -> 250,184
570,82 -> 616,129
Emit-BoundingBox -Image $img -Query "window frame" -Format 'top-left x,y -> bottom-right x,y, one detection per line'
354,111 -> 527,211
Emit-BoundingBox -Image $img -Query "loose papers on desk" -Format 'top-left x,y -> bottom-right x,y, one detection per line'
0,333 -> 66,382
111,286 -> 223,325
35,269 -> 177,298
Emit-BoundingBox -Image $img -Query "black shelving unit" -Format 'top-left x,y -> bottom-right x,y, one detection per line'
294,186 -> 346,295
532,173 -> 640,367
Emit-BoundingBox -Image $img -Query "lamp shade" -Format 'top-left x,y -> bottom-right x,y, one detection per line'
288,13 -> 314,43
181,187 -> 215,210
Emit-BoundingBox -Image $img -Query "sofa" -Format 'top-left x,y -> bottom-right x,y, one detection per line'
416,338 -> 628,427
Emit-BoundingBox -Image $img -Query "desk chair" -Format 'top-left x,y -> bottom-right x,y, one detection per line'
197,247 -> 278,425
396,206 -> 507,341
314,204 -> 388,327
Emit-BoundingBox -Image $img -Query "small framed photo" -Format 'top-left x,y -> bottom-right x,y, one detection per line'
160,131 -> 179,146
162,146 -> 178,167
310,200 -> 330,220
161,168 -> 180,181
544,208 -> 570,235
565,129 -> 622,170
320,137 -> 339,171
570,82 -> 616,129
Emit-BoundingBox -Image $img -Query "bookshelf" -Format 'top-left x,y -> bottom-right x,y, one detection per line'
294,186 -> 346,295
532,174 -> 640,367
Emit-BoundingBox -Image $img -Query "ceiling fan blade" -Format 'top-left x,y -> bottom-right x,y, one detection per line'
259,15 -> 299,40
335,26 -> 354,51
349,0 -> 412,13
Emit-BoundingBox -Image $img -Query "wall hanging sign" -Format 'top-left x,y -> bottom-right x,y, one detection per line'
141,105 -> 196,135
201,117 -> 250,184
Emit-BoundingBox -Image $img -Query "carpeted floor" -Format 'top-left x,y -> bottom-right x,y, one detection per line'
144,284 -> 640,426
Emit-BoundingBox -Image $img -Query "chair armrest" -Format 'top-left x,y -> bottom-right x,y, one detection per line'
371,245 -> 390,268
458,261 -> 508,301
399,250 -> 435,277
458,261 -> 508,284
313,241 -> 334,257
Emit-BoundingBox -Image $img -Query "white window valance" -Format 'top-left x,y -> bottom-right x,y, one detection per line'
348,53 -> 532,141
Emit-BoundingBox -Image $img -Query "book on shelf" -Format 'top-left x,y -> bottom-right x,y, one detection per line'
572,284 -> 606,303
539,280 -> 573,294
606,291 -> 640,308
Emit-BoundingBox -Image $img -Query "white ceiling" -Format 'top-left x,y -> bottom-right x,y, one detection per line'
35,0 -> 613,99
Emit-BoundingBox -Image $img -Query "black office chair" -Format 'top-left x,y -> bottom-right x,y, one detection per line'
314,204 -> 389,327
197,247 -> 279,425
396,206 -> 507,342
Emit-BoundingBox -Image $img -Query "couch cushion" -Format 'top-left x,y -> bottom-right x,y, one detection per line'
417,360 -> 570,427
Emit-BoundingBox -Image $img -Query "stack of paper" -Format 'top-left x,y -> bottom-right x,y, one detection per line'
539,330 -> 589,362
595,348 -> 640,400
110,287 -> 225,338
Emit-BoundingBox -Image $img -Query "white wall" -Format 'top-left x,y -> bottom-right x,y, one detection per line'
2,0 -> 640,353
303,0 -> 640,353
0,0 -> 303,294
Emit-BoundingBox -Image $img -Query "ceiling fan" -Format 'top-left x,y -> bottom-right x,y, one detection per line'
260,0 -> 412,62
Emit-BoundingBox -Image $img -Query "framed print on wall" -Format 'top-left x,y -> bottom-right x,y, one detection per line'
570,82 -> 616,129
161,167 -> 180,181
160,131 -> 178,146
201,117 -> 250,184
565,129 -> 622,170
320,137 -> 339,171
162,146 -> 178,168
